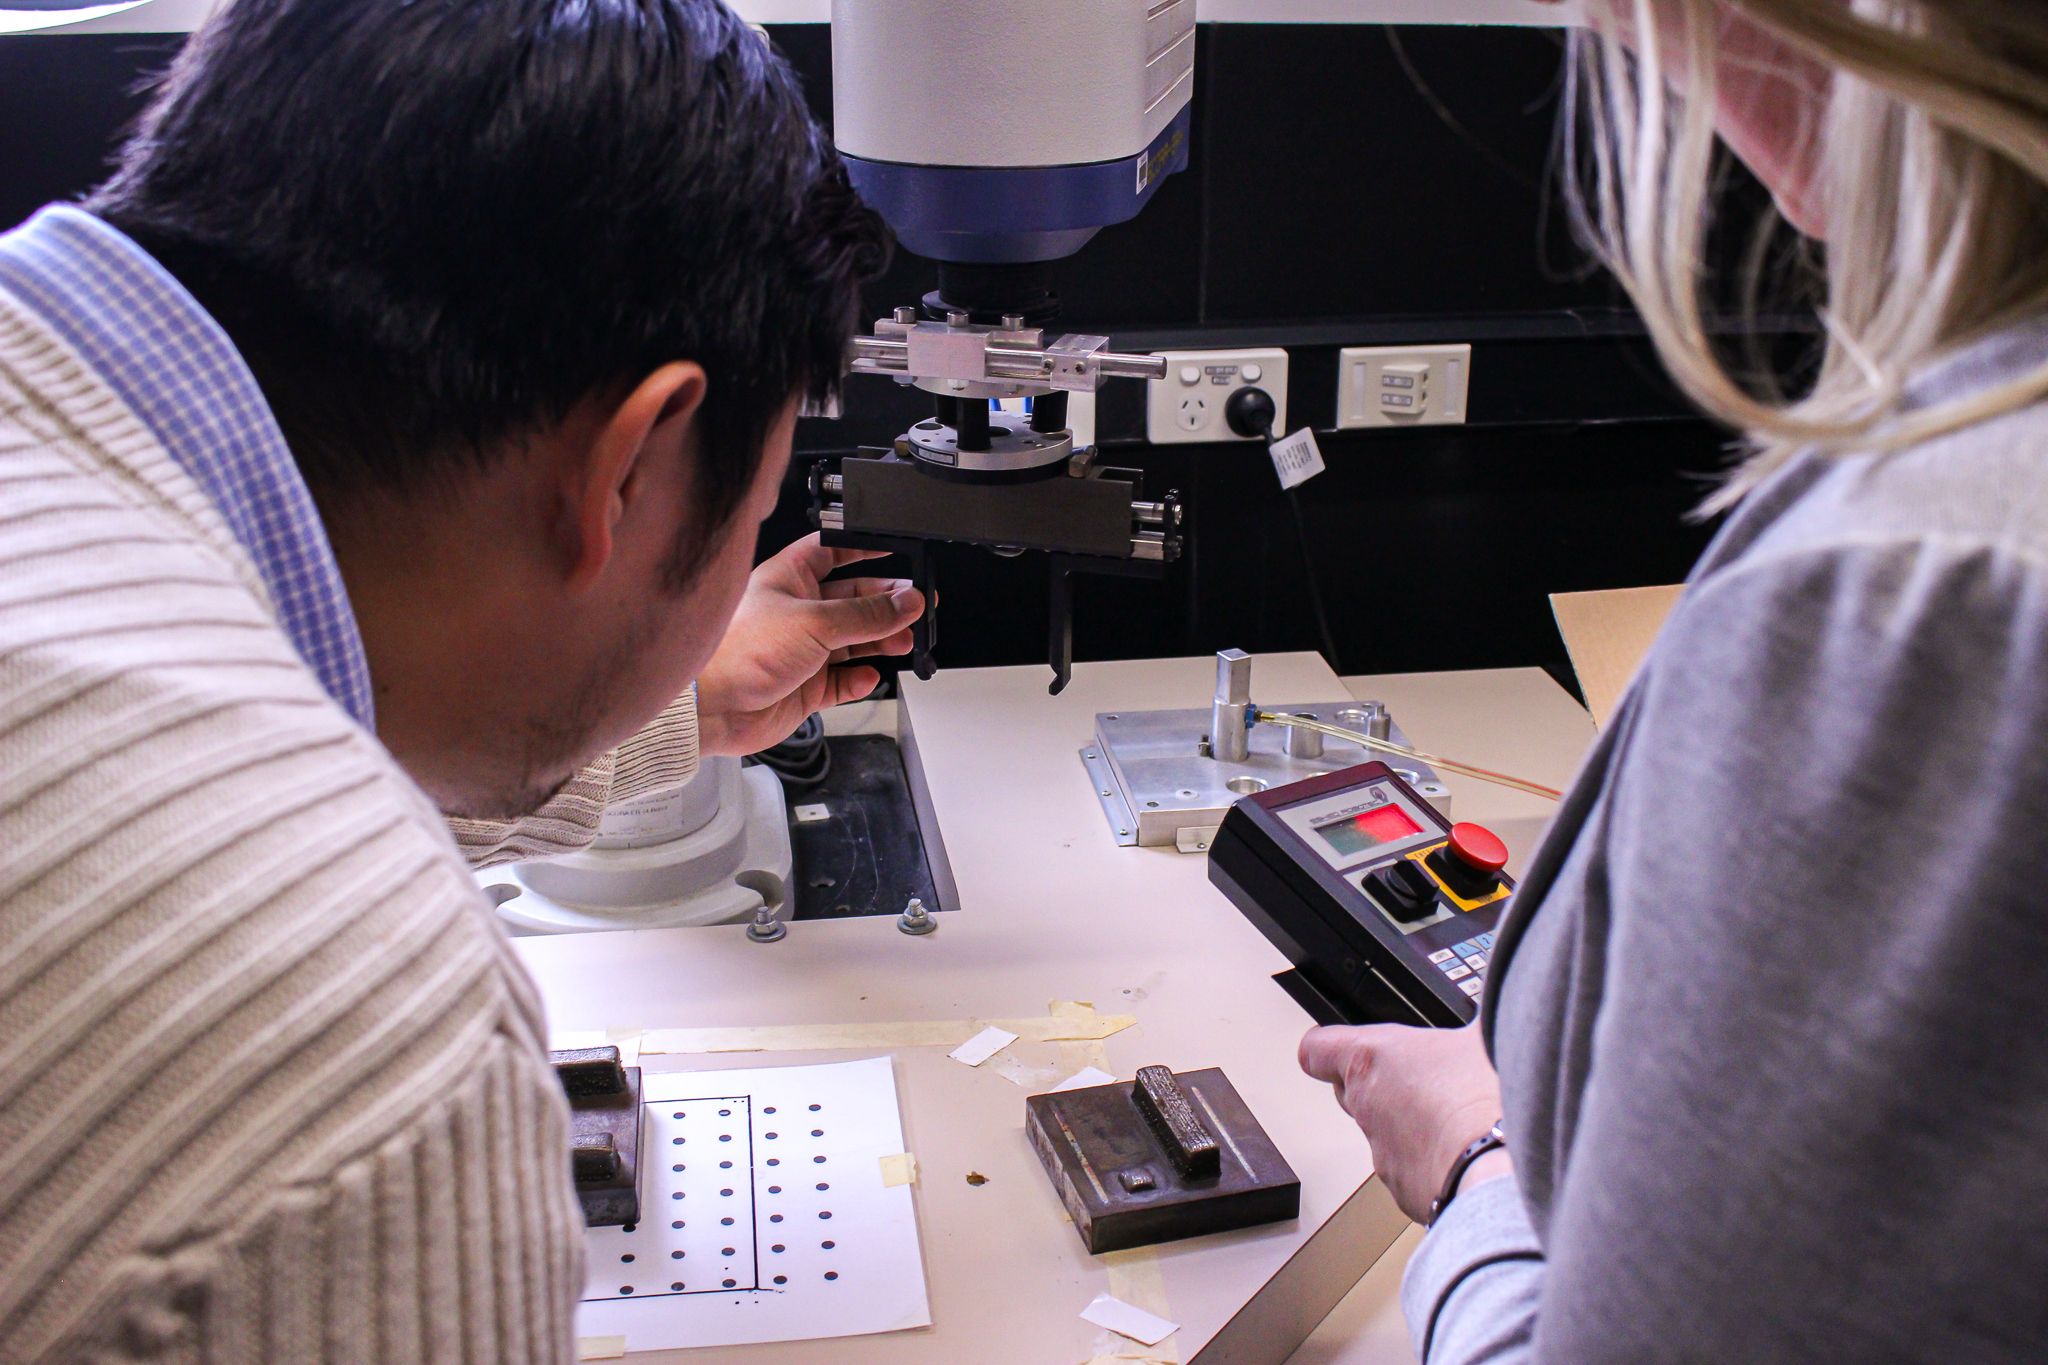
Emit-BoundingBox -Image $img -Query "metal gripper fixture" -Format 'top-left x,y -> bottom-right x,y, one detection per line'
811,306 -> 1183,695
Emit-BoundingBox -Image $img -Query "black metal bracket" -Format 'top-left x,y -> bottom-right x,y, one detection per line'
810,449 -> 1182,694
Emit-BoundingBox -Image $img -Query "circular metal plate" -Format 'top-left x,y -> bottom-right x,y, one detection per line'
907,418 -> 1072,474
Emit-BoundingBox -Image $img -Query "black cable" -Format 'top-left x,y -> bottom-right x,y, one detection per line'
749,712 -> 832,788
1284,474 -> 1344,673
1225,389 -> 1346,673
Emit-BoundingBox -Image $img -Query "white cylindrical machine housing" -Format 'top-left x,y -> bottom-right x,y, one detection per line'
831,0 -> 1194,169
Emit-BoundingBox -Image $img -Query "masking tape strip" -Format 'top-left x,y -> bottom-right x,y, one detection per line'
1104,1248 -> 1180,1363
635,1005 -> 1135,1056
879,1152 -> 918,1188
577,1335 -> 626,1360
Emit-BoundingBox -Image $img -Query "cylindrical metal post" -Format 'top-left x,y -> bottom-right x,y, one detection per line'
1284,713 -> 1325,759
1211,648 -> 1253,764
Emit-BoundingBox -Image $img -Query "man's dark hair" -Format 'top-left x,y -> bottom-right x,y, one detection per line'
89,0 -> 887,566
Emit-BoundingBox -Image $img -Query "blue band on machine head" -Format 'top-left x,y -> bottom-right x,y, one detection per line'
844,105 -> 1192,265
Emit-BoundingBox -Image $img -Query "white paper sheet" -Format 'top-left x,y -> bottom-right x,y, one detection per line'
1050,1066 -> 1118,1093
1081,1292 -> 1179,1346
575,1056 -> 930,1352
946,1025 -> 1018,1067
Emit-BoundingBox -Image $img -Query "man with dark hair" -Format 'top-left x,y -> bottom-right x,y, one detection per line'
0,0 -> 904,1356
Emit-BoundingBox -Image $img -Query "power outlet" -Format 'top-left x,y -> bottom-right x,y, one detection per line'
1146,348 -> 1289,445
1336,344 -> 1472,428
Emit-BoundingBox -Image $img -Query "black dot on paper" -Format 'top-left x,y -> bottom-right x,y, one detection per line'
766,1132 -> 778,1140
672,1137 -> 685,1145
770,1214 -> 784,1224
813,1156 -> 827,1165
621,1223 -> 636,1233
810,1129 -> 824,1138
671,1192 -> 684,1201
671,1250 -> 684,1260
819,1211 -> 833,1220
821,1239 -> 836,1250
672,1220 -> 685,1230
619,1286 -> 633,1295
620,1254 -> 635,1263
809,1104 -> 822,1112
719,1134 -> 732,1143
767,1158 -> 781,1167
816,1182 -> 829,1192
723,1278 -> 737,1289
722,1247 -> 736,1257
825,1271 -> 840,1282
721,1216 -> 734,1227
720,1160 -> 733,1170
671,1281 -> 684,1292
764,1105 -> 777,1115
768,1185 -> 782,1194
772,1243 -> 785,1253
673,1111 -> 685,1119
773,1275 -> 787,1286
719,1108 -> 732,1117
671,1164 -> 683,1173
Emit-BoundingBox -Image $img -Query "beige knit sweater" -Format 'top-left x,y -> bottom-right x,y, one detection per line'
0,284 -> 698,1360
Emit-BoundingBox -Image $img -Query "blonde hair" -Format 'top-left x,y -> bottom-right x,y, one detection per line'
1569,1 -> 2048,509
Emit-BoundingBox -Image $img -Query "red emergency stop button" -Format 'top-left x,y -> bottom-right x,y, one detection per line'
1447,823 -> 1509,874
1426,823 -> 1509,899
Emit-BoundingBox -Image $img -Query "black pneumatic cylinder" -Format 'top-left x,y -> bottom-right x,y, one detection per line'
955,396 -> 992,453
1030,391 -> 1069,435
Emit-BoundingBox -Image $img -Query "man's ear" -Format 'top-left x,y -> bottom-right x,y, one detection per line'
564,361 -> 707,594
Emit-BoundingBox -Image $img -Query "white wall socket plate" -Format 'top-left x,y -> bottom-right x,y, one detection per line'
1336,343 -> 1472,428
1145,347 -> 1289,445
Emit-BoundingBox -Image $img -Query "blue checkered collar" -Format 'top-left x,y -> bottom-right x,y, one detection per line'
0,206 -> 376,731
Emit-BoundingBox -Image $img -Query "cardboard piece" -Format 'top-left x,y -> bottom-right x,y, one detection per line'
1549,585 -> 1683,729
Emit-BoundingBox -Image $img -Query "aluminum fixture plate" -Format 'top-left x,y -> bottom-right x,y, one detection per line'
1081,703 -> 1450,849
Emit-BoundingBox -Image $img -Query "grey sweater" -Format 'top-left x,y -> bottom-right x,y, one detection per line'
1404,321 -> 2048,1363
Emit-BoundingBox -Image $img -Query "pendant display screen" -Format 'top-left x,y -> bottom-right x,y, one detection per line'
1313,803 -> 1422,858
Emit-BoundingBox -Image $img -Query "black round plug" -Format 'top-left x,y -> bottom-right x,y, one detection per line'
1225,386 -> 1278,440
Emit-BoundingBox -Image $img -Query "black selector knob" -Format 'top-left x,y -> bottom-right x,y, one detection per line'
1365,859 -> 1439,924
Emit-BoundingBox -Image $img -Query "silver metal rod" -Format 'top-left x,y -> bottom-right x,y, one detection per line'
1130,533 -> 1167,561
818,508 -> 845,530
821,474 -> 844,495
846,336 -> 1166,382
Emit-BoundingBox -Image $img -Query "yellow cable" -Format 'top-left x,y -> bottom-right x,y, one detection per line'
1252,711 -> 1563,802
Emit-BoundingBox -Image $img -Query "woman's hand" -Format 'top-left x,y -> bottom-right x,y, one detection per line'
1299,1021 -> 1509,1224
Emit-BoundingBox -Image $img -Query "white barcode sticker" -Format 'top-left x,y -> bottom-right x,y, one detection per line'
1268,426 -> 1326,490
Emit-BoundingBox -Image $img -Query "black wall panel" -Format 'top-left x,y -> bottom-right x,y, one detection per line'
2,22 -> 1749,692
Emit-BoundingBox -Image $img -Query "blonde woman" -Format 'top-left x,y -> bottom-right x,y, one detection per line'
1299,3 -> 2048,1360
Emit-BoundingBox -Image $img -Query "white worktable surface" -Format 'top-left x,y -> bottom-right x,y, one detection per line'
514,655 -> 1595,1364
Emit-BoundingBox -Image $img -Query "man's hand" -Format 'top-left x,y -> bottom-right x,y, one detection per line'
695,534 -> 925,757
1299,1022 -> 1509,1224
